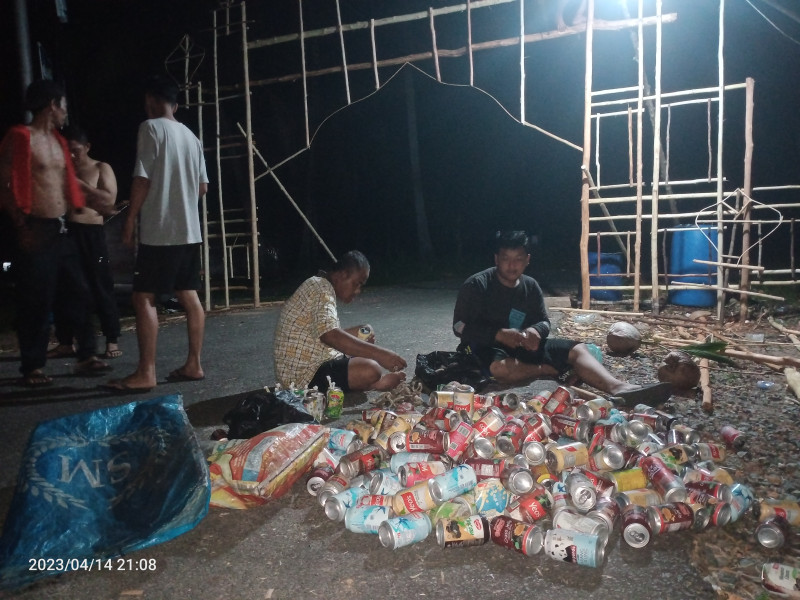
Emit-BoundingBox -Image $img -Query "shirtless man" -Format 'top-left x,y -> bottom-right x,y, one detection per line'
0,80 -> 110,386
47,125 -> 122,360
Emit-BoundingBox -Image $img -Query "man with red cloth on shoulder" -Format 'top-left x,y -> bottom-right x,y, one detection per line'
0,79 -> 109,386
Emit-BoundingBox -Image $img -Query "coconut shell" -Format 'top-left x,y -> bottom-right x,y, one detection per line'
657,350 -> 701,389
606,321 -> 642,355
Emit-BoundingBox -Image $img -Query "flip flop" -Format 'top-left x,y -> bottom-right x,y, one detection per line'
73,357 -> 113,376
101,380 -> 153,395
46,345 -> 75,358
166,368 -> 205,383
104,348 -> 123,359
20,371 -> 53,388
611,382 -> 674,407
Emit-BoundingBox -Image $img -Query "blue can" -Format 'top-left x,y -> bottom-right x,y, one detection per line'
543,528 -> 606,568
324,486 -> 368,522
369,469 -> 404,495
344,505 -> 393,534
728,483 -> 755,522
428,464 -> 478,504
468,478 -> 511,518
329,428 -> 357,453
378,513 -> 432,549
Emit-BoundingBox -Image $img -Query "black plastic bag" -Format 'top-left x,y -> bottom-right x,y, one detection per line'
223,388 -> 316,439
414,350 -> 490,392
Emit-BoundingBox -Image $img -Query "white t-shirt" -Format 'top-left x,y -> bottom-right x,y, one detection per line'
133,117 -> 209,246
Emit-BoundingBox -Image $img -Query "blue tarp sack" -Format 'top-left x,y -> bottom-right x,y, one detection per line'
0,394 -> 210,590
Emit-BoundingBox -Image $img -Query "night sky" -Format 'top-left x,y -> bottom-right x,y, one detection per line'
1,0 -> 799,284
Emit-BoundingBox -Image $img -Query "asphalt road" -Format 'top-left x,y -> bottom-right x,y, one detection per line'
0,283 -> 716,600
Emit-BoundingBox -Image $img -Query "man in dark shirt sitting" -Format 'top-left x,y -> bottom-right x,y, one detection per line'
453,230 -> 669,403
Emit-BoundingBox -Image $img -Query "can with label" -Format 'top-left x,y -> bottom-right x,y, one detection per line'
609,467 -> 649,493
369,469 -> 404,495
325,380 -> 345,419
473,406 -> 506,438
647,502 -> 695,534
490,515 -> 544,556
574,397 -> 614,422
318,473 -> 350,506
549,414 -> 591,443
329,428 -> 358,453
470,478 -> 511,518
526,390 -> 550,414
391,480 -> 440,515
521,440 -> 548,466
405,429 -> 447,454
398,461 -> 448,487
565,470 -> 598,512
389,451 -> 439,473
761,563 -> 800,596
444,421 -> 475,461
338,445 -> 385,479
507,483 -> 553,523
344,504 -> 392,534
495,418 -> 527,456
307,465 -> 335,496
544,479 -> 571,511
430,390 -> 455,409
304,390 -> 326,422
543,528 -> 605,568
500,464 -> 535,496
552,507 -> 610,544
588,496 -> 621,532
684,481 -> 732,503
357,324 -> 373,340
668,423 -> 701,445
520,412 -> 552,441
579,469 -> 616,498
719,424 -> 746,450
374,417 -> 412,452
428,497 -> 474,524
541,386 -> 574,417
754,499 -> 800,526
324,486 -> 369,521
639,455 -> 687,503
347,420 -> 374,444
436,514 -> 490,548
618,488 -> 663,508
546,441 -> 589,473
692,442 -> 726,463
378,512 -> 432,549
428,464 -> 478,504
621,504 -> 652,548
756,516 -> 792,549
728,483 -> 755,522
464,457 -> 503,481
453,384 -> 475,416
471,435 -> 498,460
356,493 -> 394,508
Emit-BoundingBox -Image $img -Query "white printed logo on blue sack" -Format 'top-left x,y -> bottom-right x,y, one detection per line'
508,308 -> 526,330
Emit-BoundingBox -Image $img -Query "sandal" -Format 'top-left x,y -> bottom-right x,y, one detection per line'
74,357 -> 113,376
46,345 -> 75,358
20,370 -> 53,387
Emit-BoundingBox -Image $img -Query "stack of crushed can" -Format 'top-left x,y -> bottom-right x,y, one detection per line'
305,382 -> 799,570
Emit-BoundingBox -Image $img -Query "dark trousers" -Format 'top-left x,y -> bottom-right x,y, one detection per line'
54,222 -> 120,345
12,217 -> 97,374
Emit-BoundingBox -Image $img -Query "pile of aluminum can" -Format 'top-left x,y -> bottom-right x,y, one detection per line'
305,382 -> 798,566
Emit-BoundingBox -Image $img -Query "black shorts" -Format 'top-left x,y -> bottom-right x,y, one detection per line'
308,356 -> 351,393
460,338 -> 579,376
133,244 -> 201,294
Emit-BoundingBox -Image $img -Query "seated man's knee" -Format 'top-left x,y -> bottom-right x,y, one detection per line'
568,342 -> 590,363
348,358 -> 382,391
489,360 -> 510,382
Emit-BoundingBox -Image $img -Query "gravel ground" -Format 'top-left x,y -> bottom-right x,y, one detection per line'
551,300 -> 800,599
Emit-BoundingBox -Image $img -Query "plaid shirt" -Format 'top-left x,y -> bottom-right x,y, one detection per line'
274,276 -> 342,388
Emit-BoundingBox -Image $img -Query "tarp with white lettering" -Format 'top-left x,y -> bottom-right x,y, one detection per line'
0,394 -> 210,590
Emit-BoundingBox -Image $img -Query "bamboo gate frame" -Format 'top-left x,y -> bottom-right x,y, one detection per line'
176,0 -> 799,314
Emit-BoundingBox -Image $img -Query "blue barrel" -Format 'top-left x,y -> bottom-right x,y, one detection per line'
588,252 -> 623,301
668,226 -> 718,307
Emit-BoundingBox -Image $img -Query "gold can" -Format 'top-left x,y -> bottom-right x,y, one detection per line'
347,420 -> 375,444
391,480 -> 439,515
374,417 -> 412,452
545,441 -> 589,474
610,467 -> 649,492
430,390 -> 455,409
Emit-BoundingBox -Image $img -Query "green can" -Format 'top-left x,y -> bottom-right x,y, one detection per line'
325,381 -> 345,419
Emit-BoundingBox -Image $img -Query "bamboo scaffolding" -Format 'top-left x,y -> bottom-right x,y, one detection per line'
467,0 -> 474,86
335,0 -> 351,104
430,8 -> 441,82
580,0 -> 595,309
582,166 -> 628,260
370,19 -> 379,89
740,85 -> 754,325
715,0 -> 727,319
591,84 -> 746,110
519,0 -> 525,123
634,0 -> 644,312
212,9 -> 230,308
650,0 -> 664,314
299,0 -> 310,147
198,82 -> 211,311
242,1 -> 260,306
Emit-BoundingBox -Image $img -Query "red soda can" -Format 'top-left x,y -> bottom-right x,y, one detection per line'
473,406 -> 506,438
507,483 -> 552,523
541,386 -> 573,417
444,421 -> 474,461
338,445 -> 384,478
550,414 -> 591,443
720,424 -> 746,450
639,455 -> 687,503
356,494 -> 394,508
306,465 -> 334,496
685,480 -> 732,503
405,429 -> 447,454
398,461 -> 448,487
520,412 -> 552,441
621,504 -> 652,548
420,406 -> 449,429
464,457 -> 504,481
490,515 -> 544,555
647,502 -> 695,534
495,418 -> 527,456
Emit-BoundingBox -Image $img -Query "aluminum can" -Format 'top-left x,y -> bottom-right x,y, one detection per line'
544,479 -> 571,511
507,483 -> 553,523
378,512 -> 432,549
636,438 -> 664,456
324,383 -> 345,419
374,416 -> 411,452
531,460 -> 558,485
490,515 -> 544,555
692,442 -> 726,463
687,503 -> 712,530
398,461 -> 448,487
526,390 -> 550,414
588,496 -> 621,532
347,420 -> 374,444
420,406 -> 448,429
617,488 -> 663,508
543,528 -> 605,568
609,467 -> 648,492
344,504 -> 392,534
651,444 -> 693,470
500,392 -> 521,412
613,420 -> 652,447
473,406 -> 506,438
427,496 -> 474,524
756,516 -> 792,549
405,429 -> 447,454
646,502 -> 695,534
761,563 -> 800,596
720,424 -> 746,450
500,464 -> 535,496
668,423 -> 701,445
306,465 -> 334,496
391,480 -> 440,515
473,393 -> 501,411
436,514 -> 490,548
428,464 -> 478,504
521,440 -> 548,466
565,470 -> 598,512
444,421 -> 474,461
579,469 -> 616,498
470,478 -> 511,518
453,384 -> 475,416
549,414 -> 591,443
587,440 -> 625,472
471,436 -> 497,459
430,390 -> 455,409
389,451 -> 437,473
541,386 -> 574,417
521,412 -> 552,440
755,499 -> 800,526
546,441 -> 589,473
639,455 -> 687,503
324,486 -> 368,521
685,481 -> 732,503
318,473 -> 350,507
328,428 -> 357,453
369,469 -> 404,495
356,494 -> 393,508
464,457 -> 503,481
552,507 -> 610,544
495,418 -> 527,456
621,504 -> 652,548
574,397 -> 614,422
338,445 -> 384,479
708,502 -> 731,527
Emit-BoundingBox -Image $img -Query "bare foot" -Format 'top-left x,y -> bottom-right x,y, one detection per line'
110,373 -> 157,390
609,382 -> 641,395
46,344 -> 75,358
20,369 -> 53,387
373,371 -> 407,391
104,343 -> 123,359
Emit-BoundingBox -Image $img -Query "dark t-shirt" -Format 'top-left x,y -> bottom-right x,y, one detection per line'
452,267 -> 551,348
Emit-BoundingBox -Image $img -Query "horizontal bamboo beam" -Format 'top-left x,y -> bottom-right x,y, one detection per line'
692,259 -> 764,272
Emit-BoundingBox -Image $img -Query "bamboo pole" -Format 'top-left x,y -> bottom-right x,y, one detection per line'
519,0 -> 525,123
213,9 -> 230,308
335,0 -> 351,104
693,259 -> 764,272
650,0 -> 663,314
429,8 -> 441,82
580,0 -> 595,309
370,19 -> 379,89
299,0 -> 310,147
634,0 -> 644,311
242,2 -> 260,306
467,0 -> 474,86
198,81 -> 211,311
715,0 -> 726,320
582,166 -> 629,260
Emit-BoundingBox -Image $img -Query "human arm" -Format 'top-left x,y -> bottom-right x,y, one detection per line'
320,329 -> 405,371
122,176 -> 149,247
453,276 -> 504,347
344,324 -> 375,343
80,162 -> 118,216
0,130 -> 26,227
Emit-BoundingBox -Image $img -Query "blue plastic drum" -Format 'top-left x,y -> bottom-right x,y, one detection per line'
587,252 -> 623,301
668,226 -> 718,307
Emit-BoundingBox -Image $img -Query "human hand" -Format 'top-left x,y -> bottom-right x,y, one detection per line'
379,350 -> 407,373
121,217 -> 135,247
520,327 -> 542,352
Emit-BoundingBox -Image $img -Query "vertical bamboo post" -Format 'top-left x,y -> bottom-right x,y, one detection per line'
580,0 -> 595,309
715,0 -> 726,320
213,9 -> 230,308
429,8 -> 441,81
649,0 -> 663,314
519,0 -> 525,122
299,0 -> 310,147
242,2 -> 260,306
198,81 -> 211,311
467,0 -> 474,86
634,0 -> 644,311
335,0 -> 351,104
739,77 -> 755,322
370,19 -> 379,89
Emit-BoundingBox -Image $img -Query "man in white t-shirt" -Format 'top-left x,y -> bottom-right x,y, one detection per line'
106,76 -> 208,393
